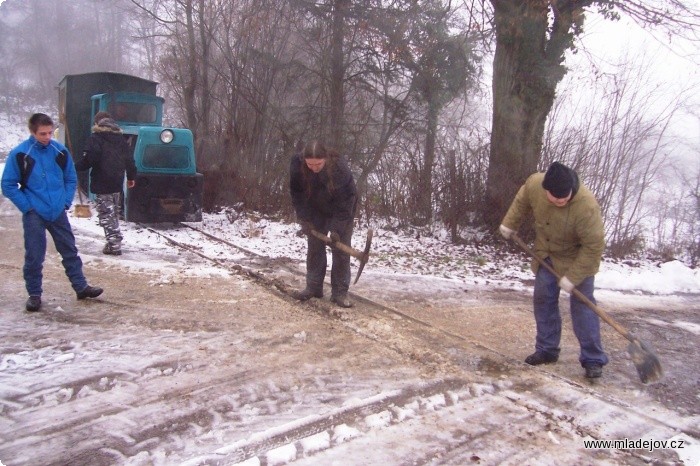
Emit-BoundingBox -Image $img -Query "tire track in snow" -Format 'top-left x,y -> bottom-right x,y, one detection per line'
145,225 -> 699,465
180,375 -> 686,466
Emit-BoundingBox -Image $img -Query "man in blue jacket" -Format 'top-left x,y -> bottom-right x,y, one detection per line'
1,113 -> 103,312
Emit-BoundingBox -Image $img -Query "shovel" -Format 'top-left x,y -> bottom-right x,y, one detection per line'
73,188 -> 92,218
511,233 -> 663,384
63,116 -> 92,219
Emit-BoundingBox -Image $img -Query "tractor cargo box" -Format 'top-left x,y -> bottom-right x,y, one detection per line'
57,72 -> 158,156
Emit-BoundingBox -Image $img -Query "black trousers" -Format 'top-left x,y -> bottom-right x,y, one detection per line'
306,215 -> 353,297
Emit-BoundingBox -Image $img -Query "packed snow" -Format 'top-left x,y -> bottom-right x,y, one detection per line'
1,155 -> 699,466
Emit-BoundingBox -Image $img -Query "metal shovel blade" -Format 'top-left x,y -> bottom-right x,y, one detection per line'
628,339 -> 663,384
74,204 -> 92,218
510,233 -> 663,384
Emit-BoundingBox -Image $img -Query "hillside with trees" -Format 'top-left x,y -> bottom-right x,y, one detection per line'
0,0 -> 697,265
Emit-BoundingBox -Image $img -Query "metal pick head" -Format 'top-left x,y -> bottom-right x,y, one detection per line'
352,229 -> 373,284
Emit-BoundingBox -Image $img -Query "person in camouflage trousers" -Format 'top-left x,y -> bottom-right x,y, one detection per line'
95,193 -> 123,252
75,111 -> 137,255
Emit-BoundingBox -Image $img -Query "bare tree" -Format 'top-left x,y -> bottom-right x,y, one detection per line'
543,52 -> 693,258
685,162 -> 700,266
130,0 -> 223,137
329,0 -> 349,150
649,158 -> 700,265
0,0 -> 136,98
407,28 -> 477,224
482,0 -> 700,231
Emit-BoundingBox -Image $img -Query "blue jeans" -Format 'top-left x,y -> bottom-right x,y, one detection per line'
533,259 -> 608,367
23,210 -> 88,296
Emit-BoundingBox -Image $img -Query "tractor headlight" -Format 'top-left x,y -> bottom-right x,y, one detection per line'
160,129 -> 174,144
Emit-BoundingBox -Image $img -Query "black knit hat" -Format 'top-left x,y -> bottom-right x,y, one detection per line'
542,162 -> 574,198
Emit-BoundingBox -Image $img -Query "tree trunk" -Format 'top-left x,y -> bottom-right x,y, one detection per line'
329,0 -> 348,152
196,0 -> 212,139
446,149 -> 459,241
183,0 -> 198,134
483,0 -> 582,230
416,99 -> 439,225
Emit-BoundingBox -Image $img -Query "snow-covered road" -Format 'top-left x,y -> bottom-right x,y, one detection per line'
1,200 -> 699,465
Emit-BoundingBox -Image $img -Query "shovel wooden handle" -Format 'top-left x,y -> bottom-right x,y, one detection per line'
511,233 -> 633,342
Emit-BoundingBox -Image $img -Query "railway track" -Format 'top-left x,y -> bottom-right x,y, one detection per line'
143,222 -> 450,324
139,223 -> 699,462
143,222 -> 539,371
142,222 -> 301,297
0,212 -> 697,465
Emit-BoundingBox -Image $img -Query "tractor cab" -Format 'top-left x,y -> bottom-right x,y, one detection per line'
58,72 -> 203,223
91,92 -> 163,127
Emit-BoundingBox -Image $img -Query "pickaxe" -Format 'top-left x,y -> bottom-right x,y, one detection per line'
304,227 -> 373,284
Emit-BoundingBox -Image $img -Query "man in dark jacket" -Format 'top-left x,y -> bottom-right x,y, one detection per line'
499,161 -> 608,379
290,140 -> 357,307
75,111 -> 137,255
1,113 -> 103,312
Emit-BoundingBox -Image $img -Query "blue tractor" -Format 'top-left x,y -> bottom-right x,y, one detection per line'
57,72 -> 203,222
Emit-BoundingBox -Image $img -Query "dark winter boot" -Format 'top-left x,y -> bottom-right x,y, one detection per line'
77,285 -> 104,300
584,363 -> 603,379
330,294 -> 353,308
524,352 -> 558,366
292,288 -> 323,301
26,295 -> 42,312
103,244 -> 122,256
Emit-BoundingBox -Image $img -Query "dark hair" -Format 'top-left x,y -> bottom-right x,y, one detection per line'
94,111 -> 112,124
300,140 -> 339,192
28,113 -> 54,133
303,140 -> 330,159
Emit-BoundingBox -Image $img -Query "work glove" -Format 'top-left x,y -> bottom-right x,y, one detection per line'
299,220 -> 314,236
499,224 -> 514,240
559,276 -> 575,293
329,231 -> 341,244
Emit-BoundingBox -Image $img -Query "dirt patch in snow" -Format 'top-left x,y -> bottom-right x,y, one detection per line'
1,201 -> 698,465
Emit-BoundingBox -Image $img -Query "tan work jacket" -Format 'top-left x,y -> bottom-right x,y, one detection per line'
501,173 -> 605,285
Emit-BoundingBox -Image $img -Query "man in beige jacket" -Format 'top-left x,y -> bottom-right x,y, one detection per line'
499,161 -> 608,378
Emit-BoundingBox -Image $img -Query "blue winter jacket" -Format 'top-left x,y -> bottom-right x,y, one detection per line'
1,135 -> 78,221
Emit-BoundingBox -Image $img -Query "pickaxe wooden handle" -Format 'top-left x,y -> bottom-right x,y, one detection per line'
309,228 -> 373,284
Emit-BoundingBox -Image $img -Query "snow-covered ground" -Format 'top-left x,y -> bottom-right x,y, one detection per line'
80,206 -> 698,298
1,183 -> 700,465
1,145 -> 700,466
